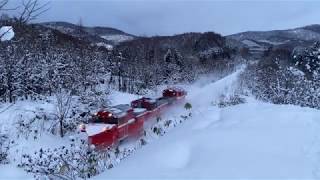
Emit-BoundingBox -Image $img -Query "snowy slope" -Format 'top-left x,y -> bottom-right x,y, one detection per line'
101,34 -> 134,43
40,22 -> 135,45
97,102 -> 320,179
2,68 -> 320,179
0,164 -> 32,179
95,70 -> 320,179
228,25 -> 320,43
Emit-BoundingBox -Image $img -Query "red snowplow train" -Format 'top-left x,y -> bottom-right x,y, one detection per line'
80,87 -> 187,148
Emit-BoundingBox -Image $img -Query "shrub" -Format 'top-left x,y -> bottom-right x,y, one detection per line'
19,138 -> 108,180
0,134 -> 10,164
213,94 -> 246,108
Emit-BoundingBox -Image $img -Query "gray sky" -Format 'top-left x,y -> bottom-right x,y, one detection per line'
9,0 -> 320,36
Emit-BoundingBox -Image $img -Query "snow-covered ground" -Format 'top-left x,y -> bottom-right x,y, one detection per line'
0,164 -> 33,179
242,39 -> 260,47
2,68 -> 320,179
258,39 -> 285,45
96,102 -> 320,179
0,26 -> 15,41
101,34 -> 134,43
95,42 -> 113,50
95,69 -> 320,179
0,90 -> 139,179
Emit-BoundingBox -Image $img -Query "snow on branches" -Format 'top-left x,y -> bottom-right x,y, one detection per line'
241,42 -> 320,109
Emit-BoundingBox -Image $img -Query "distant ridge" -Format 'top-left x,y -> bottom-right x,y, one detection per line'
39,21 -> 135,45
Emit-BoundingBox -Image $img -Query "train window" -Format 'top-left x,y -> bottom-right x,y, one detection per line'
106,118 -> 118,124
90,115 -> 118,124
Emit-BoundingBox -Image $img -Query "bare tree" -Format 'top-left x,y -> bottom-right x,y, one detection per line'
77,17 -> 85,35
0,0 -> 15,40
0,0 -> 19,12
0,0 -> 9,11
0,0 -> 10,30
18,0 -> 49,24
54,89 -> 72,138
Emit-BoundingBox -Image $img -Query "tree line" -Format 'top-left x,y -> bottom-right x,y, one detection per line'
240,42 -> 320,109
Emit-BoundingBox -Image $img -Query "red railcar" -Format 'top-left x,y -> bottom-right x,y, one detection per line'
80,87 -> 187,148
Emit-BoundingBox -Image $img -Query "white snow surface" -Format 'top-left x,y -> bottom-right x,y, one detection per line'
95,69 -> 320,179
242,39 -> 260,47
258,39 -> 285,45
97,102 -> 320,179
0,90 -> 138,179
101,34 -> 134,43
95,42 -> 113,50
0,164 -> 32,179
289,66 -> 305,76
133,108 -> 147,113
86,124 -> 115,136
0,26 -> 14,41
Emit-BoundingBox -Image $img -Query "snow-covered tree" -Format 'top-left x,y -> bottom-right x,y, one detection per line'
0,134 -> 9,164
293,42 -> 320,79
54,89 -> 72,137
242,44 -> 320,109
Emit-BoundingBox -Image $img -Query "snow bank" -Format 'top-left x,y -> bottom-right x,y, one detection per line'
96,102 -> 320,179
95,69 -> 320,179
0,164 -> 32,179
0,26 -> 14,41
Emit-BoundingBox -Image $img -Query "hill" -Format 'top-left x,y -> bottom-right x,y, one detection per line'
227,24 -> 320,57
40,21 -> 135,45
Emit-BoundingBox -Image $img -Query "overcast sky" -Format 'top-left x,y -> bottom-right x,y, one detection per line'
9,0 -> 320,36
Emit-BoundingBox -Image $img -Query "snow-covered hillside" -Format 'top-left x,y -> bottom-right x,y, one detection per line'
40,22 -> 135,45
228,24 -> 320,43
101,34 -> 134,43
2,68 -> 320,179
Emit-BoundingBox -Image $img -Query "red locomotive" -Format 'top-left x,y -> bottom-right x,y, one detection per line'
80,87 -> 187,148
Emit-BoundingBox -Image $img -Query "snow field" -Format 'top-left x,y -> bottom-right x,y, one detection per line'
2,67 -> 320,179
97,102 -> 320,179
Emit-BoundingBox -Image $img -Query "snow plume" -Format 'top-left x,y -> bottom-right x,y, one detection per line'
0,26 -> 14,41
186,66 -> 245,107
